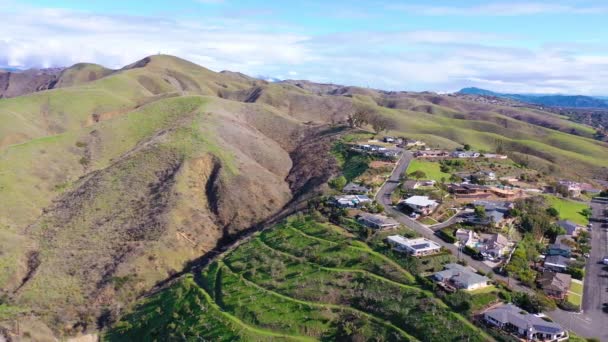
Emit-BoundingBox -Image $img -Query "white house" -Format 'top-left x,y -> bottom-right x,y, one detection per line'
455,229 -> 479,248
484,304 -> 568,341
333,195 -> 372,208
434,263 -> 489,290
387,236 -> 442,257
451,151 -> 480,158
401,196 -> 438,215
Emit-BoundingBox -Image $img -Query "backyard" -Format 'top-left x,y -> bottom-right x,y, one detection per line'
544,195 -> 590,225
406,159 -> 451,182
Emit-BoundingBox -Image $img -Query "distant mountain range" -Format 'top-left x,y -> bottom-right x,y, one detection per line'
458,87 -> 608,108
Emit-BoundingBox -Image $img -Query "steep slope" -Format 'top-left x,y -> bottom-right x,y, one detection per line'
0,68 -> 63,99
0,56 -> 344,338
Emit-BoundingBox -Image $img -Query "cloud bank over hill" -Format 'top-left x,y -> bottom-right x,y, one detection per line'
1,0 -> 608,95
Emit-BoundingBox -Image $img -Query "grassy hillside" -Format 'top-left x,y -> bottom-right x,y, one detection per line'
1,54 -> 607,339
107,216 -> 489,341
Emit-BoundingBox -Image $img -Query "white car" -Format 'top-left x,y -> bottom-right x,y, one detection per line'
604,257 -> 608,265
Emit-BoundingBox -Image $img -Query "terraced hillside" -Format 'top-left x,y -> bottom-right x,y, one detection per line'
107,217 -> 489,341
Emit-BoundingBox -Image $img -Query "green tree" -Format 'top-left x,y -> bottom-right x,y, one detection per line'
581,207 -> 592,219
546,207 -> 559,218
329,176 -> 347,191
463,144 -> 471,151
409,170 -> 426,180
474,205 -> 486,219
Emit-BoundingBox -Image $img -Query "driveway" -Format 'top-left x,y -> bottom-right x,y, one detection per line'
375,152 -> 605,339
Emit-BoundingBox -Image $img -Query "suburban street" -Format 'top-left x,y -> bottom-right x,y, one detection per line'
376,151 -> 606,339
550,199 -> 608,340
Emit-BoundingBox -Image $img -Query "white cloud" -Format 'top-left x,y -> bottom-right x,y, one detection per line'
1,5 -> 608,95
393,2 -> 608,16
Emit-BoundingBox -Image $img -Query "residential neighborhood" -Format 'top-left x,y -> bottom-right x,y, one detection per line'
325,134 -> 607,340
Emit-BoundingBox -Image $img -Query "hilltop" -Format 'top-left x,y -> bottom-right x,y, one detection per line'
1,54 -> 608,339
458,87 -> 608,109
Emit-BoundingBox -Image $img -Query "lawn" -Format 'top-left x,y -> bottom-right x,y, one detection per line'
567,280 -> 583,307
544,195 -> 590,225
406,159 -> 451,182
419,217 -> 439,225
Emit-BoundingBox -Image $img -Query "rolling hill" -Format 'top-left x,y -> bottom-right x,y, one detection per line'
1,54 -> 608,339
458,87 -> 608,108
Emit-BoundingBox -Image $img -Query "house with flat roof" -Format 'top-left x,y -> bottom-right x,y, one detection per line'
537,271 -> 572,300
433,263 -> 489,291
401,196 -> 439,215
451,151 -> 480,158
332,195 -> 371,208
544,255 -> 571,272
386,236 -> 442,256
483,304 -> 568,341
357,213 -> 399,230
342,182 -> 370,194
414,150 -> 449,158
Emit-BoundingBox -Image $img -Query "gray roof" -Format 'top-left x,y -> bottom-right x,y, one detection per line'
544,255 -> 571,267
343,182 -> 370,193
556,220 -> 579,235
485,304 -> 564,334
434,263 -> 489,287
538,271 -> 571,292
358,213 -> 398,227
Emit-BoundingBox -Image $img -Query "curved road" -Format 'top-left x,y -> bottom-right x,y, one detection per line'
376,152 -> 605,339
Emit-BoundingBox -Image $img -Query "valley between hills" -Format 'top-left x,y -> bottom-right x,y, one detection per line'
1,55 -> 607,341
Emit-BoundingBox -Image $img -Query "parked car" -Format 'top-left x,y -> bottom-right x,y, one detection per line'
604,256 -> 608,265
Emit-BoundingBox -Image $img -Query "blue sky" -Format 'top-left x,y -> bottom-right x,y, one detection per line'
2,0 -> 608,94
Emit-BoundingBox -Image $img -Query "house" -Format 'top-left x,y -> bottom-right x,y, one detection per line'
544,255 -> 571,272
451,151 -> 480,158
479,233 -> 511,258
434,263 -> 489,290
332,195 -> 372,208
556,220 -> 581,237
402,180 -> 421,190
465,201 -> 511,227
401,196 -> 439,215
414,150 -> 449,158
404,139 -> 426,148
357,213 -> 399,230
455,228 -> 479,247
419,180 -> 436,187
547,238 -> 572,258
448,183 -> 491,199
482,153 -> 508,159
557,180 -> 582,198
342,182 -> 370,194
383,136 -> 395,143
387,236 -> 442,256
483,304 -> 568,341
474,171 -> 497,181
537,271 -> 572,300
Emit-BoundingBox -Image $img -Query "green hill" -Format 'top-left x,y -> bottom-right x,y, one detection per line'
106,216 -> 489,342
1,54 -> 607,339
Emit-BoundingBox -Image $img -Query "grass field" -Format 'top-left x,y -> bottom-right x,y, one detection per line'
567,280 -> 583,307
108,216 -> 490,341
406,159 -> 451,182
544,196 -> 590,225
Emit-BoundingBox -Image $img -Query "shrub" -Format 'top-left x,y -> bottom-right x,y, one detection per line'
436,230 -> 456,243
557,300 -> 579,312
329,176 -> 347,191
